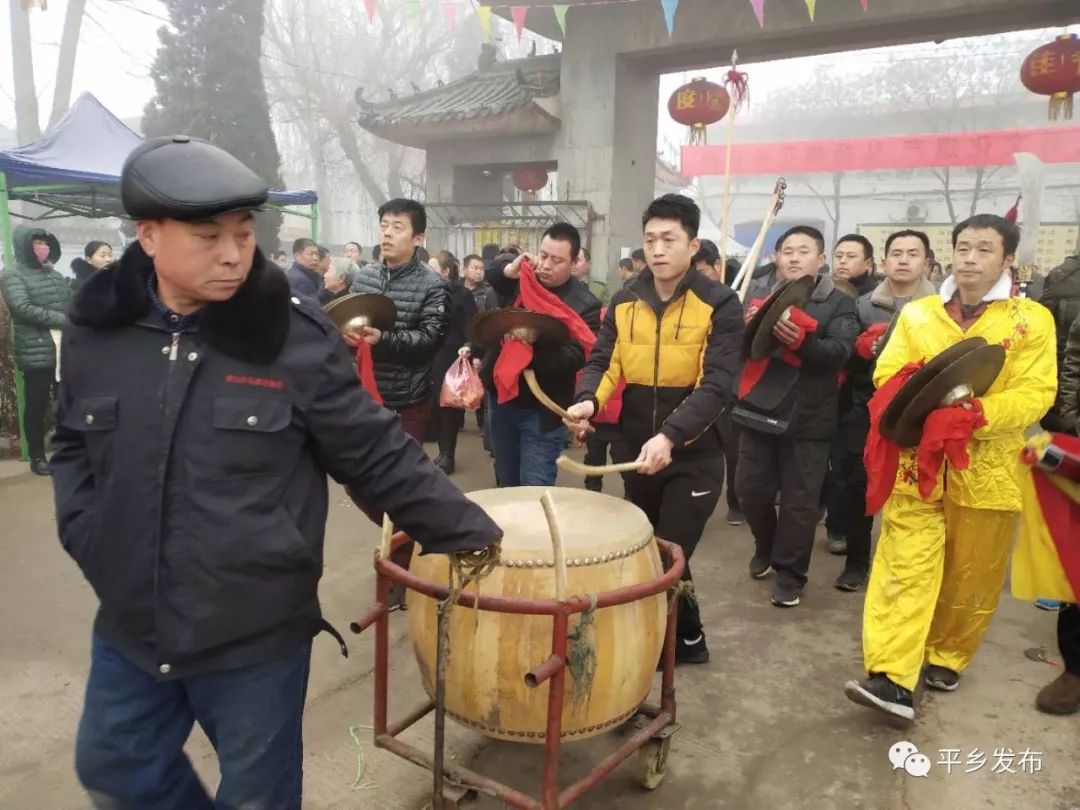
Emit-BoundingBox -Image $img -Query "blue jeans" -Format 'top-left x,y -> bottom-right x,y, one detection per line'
75,634 -> 311,810
489,402 -> 566,487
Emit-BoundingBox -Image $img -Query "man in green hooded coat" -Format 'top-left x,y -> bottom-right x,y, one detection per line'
1,225 -> 71,475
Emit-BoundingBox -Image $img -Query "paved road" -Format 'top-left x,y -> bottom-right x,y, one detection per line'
1,431 -> 1076,809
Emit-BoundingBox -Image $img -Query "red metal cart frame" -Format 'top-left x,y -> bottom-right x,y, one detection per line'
350,533 -> 686,810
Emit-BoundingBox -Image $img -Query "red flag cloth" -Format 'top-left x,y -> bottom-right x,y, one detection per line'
738,357 -> 769,399
494,339 -> 534,404
915,400 -> 987,499
1031,433 -> 1080,599
855,322 -> 889,360
514,260 -> 597,356
864,361 -> 924,514
355,341 -> 382,405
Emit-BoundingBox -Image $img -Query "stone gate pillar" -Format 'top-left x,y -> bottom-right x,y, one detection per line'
555,34 -> 658,291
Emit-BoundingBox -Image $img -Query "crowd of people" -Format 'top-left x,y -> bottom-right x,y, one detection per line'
262,193 -> 1078,723
2,133 -> 1078,806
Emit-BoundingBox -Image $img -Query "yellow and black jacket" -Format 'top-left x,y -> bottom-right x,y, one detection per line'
576,268 -> 744,456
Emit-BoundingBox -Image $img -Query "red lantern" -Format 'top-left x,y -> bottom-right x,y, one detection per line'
1020,33 -> 1080,121
512,165 -> 549,193
667,77 -> 730,144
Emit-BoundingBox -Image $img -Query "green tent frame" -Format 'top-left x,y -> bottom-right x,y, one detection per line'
0,171 -> 319,460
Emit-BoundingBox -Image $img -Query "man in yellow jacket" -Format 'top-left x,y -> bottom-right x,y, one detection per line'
845,214 -> 1056,720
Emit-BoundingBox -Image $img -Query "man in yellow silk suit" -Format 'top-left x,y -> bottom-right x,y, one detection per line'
845,214 -> 1056,720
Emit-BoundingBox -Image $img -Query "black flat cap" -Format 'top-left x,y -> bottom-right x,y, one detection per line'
121,135 -> 269,221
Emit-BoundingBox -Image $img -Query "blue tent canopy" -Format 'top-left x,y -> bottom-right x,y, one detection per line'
0,92 -> 317,210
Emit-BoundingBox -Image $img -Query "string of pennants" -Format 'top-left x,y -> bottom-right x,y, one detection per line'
359,1 -> 871,39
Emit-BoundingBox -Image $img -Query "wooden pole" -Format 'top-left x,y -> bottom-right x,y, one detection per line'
718,51 -> 739,275
378,513 -> 394,560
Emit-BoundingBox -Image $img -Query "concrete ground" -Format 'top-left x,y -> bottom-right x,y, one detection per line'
1,430 -> 1077,810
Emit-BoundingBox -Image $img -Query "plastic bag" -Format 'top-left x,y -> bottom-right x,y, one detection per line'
440,355 -> 484,410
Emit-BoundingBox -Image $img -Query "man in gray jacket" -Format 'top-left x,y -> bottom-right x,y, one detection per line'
0,224 -> 71,475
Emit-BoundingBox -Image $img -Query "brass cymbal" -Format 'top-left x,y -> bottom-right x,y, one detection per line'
325,293 -> 397,334
743,275 -> 815,361
889,341 -> 1006,449
467,308 -> 569,349
881,337 -> 987,442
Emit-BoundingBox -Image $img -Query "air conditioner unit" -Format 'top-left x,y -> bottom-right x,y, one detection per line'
905,201 -> 928,222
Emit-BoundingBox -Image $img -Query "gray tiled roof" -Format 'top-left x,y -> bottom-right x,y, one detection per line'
357,55 -> 560,129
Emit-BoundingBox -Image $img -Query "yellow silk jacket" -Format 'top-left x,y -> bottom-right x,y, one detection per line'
874,273 -> 1056,511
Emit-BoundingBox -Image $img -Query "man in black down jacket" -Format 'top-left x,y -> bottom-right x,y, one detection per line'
483,224 -> 601,486
1040,251 -> 1080,432
348,199 -> 449,441
733,225 -> 858,608
54,136 -> 501,809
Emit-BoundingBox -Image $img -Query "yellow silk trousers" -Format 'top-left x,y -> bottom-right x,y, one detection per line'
862,494 -> 1018,692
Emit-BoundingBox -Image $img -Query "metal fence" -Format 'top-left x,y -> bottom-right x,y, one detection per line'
424,201 -> 594,258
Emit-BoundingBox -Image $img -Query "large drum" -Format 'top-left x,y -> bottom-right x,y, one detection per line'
406,487 -> 667,743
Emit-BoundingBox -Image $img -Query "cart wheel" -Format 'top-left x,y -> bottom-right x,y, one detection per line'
637,737 -> 671,790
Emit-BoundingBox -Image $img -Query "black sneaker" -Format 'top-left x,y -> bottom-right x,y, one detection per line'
677,635 -> 709,665
924,665 -> 960,692
844,673 -> 915,720
826,533 -> 847,555
433,455 -> 455,476
726,509 -> 746,526
30,458 -> 52,476
658,635 -> 710,670
770,582 -> 802,608
834,565 -> 868,592
749,555 -> 773,579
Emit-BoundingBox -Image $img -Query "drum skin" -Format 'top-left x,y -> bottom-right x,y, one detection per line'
406,487 -> 667,742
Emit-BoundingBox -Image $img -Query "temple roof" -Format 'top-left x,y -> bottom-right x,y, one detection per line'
356,54 -> 561,148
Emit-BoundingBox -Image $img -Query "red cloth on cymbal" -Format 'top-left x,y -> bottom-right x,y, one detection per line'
855,323 -> 889,360
355,342 -> 382,405
916,400 -> 986,499
514,260 -> 596,355
783,306 -> 817,353
494,339 -> 534,404
496,260 -> 596,404
864,361 -> 924,515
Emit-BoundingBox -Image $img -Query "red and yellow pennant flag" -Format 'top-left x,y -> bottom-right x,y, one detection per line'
1012,432 -> 1080,603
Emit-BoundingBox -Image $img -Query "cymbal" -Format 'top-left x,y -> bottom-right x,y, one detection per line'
743,275 -> 815,361
467,308 -> 569,349
881,337 -> 986,441
890,342 -> 1006,448
325,293 -> 397,334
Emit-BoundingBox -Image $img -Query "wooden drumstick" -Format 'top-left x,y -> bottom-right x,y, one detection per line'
522,369 -> 573,421
522,369 -> 595,435
540,491 -> 568,602
557,455 -> 643,477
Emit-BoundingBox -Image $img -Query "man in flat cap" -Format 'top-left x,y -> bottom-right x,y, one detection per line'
52,135 -> 502,808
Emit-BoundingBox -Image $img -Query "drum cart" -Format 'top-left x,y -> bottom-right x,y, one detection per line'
349,530 -> 687,810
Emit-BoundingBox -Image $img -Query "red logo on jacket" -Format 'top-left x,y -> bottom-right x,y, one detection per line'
225,374 -> 284,390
